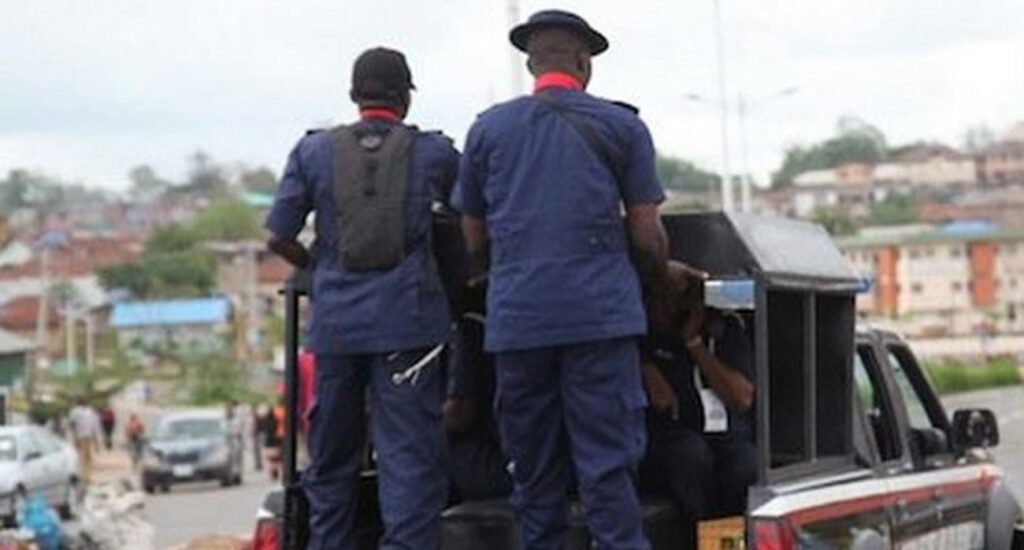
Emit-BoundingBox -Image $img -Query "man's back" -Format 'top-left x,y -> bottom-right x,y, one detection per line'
267,119 -> 459,355
456,88 -> 663,351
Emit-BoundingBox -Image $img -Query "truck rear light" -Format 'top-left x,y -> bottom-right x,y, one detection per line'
752,518 -> 796,550
252,518 -> 279,550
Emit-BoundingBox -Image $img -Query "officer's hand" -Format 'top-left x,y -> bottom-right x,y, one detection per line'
443,398 -> 476,433
682,305 -> 706,344
643,367 -> 678,418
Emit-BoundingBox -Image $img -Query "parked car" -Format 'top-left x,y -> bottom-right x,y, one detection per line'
0,425 -> 81,526
141,410 -> 243,493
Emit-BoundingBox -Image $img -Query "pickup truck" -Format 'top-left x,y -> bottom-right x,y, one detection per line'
254,213 -> 1024,549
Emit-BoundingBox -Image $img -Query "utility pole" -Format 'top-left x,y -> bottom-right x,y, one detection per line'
507,0 -> 524,96
34,246 -> 51,360
247,241 -> 260,359
737,93 -> 752,213
711,0 -> 734,213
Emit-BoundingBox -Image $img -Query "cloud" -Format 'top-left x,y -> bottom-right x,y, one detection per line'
1,0 -> 1022,189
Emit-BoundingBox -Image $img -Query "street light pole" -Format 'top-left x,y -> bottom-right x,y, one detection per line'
712,0 -> 733,212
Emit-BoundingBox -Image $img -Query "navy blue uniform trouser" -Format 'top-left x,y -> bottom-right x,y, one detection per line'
643,426 -> 757,549
495,337 -> 650,550
304,350 -> 447,550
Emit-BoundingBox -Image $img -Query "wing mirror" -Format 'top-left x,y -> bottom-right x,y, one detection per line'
951,408 -> 1000,449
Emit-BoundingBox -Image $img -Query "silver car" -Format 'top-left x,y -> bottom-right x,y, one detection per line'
0,425 -> 82,526
141,410 -> 243,493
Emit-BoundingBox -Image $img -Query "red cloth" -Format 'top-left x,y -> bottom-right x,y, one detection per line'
533,71 -> 583,93
359,108 -> 400,122
298,350 -> 316,433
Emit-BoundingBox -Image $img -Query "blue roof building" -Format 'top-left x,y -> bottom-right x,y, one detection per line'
110,297 -> 231,329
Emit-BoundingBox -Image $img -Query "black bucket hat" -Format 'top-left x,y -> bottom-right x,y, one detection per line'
509,10 -> 608,56
350,47 -> 416,101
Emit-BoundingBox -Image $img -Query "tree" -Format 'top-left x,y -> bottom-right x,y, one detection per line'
656,155 -> 719,193
98,224 -> 215,298
239,167 -> 278,195
184,151 -> 230,198
773,116 -> 889,188
870,193 -> 918,226
128,164 -> 172,199
191,199 -> 263,242
811,208 -> 857,236
962,124 -> 995,155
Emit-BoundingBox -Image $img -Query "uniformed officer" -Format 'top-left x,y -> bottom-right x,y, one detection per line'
265,47 -> 461,550
453,10 -> 669,550
640,261 -> 757,549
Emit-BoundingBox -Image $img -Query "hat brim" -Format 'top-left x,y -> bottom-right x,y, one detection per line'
509,22 -> 608,56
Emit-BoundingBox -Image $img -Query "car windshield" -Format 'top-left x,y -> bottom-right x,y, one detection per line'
154,418 -> 223,441
0,436 -> 15,462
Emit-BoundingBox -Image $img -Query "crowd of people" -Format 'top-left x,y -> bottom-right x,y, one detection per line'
264,8 -> 759,550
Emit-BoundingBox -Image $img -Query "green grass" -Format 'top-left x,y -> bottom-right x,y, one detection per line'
923,356 -> 1022,395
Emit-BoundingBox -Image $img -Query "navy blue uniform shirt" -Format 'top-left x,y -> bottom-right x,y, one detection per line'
453,80 -> 665,352
265,116 -> 459,355
642,313 -> 755,435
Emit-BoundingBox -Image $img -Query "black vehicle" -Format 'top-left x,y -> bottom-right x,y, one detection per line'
141,410 -> 244,493
257,213 -> 1024,549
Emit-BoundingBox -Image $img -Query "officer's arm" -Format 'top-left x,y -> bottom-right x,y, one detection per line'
267,236 -> 311,269
265,140 -> 314,269
621,119 -> 669,296
686,336 -> 754,413
461,215 -> 490,284
626,205 -> 669,294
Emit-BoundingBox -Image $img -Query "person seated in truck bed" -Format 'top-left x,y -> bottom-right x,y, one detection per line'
443,283 -> 514,502
640,261 -> 757,549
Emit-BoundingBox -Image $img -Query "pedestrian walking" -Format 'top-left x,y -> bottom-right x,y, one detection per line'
453,10 -> 670,549
125,413 -> 145,469
265,46 -> 465,549
68,398 -> 102,485
99,406 -> 116,451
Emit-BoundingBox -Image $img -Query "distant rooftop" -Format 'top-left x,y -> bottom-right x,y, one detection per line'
110,297 -> 231,329
0,328 -> 35,355
837,221 -> 1024,249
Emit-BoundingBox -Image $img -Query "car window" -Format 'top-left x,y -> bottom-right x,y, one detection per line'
155,418 -> 224,441
853,346 -> 901,462
0,436 -> 16,462
19,433 -> 42,459
887,349 -> 934,431
33,430 -> 62,454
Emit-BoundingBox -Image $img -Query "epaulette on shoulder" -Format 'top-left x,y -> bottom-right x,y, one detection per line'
419,128 -> 453,143
304,127 -> 326,136
610,100 -> 640,115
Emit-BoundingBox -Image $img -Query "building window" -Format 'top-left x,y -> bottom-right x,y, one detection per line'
1010,278 -> 1019,289
950,248 -> 961,259
909,249 -> 920,260
926,248 -> 935,258
952,281 -> 963,292
911,283 -> 923,294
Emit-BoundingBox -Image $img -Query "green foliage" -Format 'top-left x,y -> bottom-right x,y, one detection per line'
182,150 -> 231,198
869,193 -> 918,225
191,199 -> 263,242
923,356 -> 1021,395
773,117 -> 888,188
182,352 -> 267,406
98,224 -> 216,298
656,155 -> 719,192
239,167 -> 279,195
811,208 -> 858,236
128,164 -> 172,199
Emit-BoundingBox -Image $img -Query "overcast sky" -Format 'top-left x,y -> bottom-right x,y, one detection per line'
2,0 -> 1023,192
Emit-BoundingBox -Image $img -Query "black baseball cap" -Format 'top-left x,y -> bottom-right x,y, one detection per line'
510,10 -> 608,56
350,47 -> 416,101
